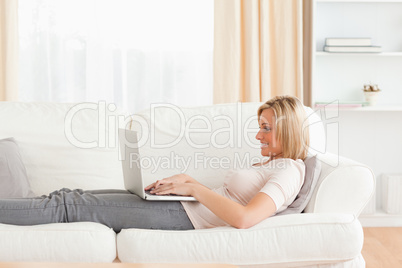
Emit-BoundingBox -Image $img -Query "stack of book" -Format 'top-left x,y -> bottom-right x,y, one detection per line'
324,38 -> 381,53
314,101 -> 369,109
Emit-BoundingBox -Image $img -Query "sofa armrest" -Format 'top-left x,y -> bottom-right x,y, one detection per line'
304,153 -> 375,216
117,213 -> 363,266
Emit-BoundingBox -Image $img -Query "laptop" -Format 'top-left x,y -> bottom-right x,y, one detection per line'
118,128 -> 197,201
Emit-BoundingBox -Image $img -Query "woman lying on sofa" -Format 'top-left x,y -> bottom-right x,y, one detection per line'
0,95 -> 309,232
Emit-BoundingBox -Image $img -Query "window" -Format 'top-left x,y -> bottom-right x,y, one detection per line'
18,0 -> 214,113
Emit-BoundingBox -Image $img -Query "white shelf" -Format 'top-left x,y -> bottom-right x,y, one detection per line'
314,105 -> 402,111
339,106 -> 402,111
314,1 -> 402,106
315,1 -> 402,228
359,210 -> 402,227
316,51 -> 402,56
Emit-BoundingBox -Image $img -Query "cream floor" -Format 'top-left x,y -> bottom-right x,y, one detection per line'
362,227 -> 402,268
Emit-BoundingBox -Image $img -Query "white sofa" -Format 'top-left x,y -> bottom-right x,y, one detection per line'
0,101 -> 375,267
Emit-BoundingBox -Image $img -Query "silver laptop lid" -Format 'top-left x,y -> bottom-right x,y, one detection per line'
118,128 -> 145,198
118,128 -> 197,201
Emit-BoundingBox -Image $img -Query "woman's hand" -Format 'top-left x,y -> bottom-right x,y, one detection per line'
147,181 -> 196,197
144,174 -> 194,192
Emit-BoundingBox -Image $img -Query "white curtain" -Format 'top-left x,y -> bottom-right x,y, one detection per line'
18,0 -> 213,113
1,0 -> 19,101
213,0 -> 303,104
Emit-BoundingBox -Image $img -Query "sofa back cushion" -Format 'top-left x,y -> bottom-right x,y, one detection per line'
0,101 -> 330,200
275,155 -> 321,216
0,102 -> 127,195
0,137 -> 35,198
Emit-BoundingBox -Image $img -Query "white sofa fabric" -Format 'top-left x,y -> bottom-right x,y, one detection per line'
305,154 -> 375,216
0,102 -> 127,195
0,222 -> 116,263
0,102 -> 126,262
0,101 -> 374,267
117,213 -> 363,267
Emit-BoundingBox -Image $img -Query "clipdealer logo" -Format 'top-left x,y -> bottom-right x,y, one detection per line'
63,102 -> 262,150
63,100 -> 340,168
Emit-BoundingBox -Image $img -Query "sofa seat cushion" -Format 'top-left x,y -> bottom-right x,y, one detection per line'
0,222 -> 116,262
117,213 -> 363,267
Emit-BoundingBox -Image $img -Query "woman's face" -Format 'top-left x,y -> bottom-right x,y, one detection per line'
255,108 -> 283,158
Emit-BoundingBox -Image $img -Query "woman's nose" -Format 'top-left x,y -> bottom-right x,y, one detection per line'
255,130 -> 262,140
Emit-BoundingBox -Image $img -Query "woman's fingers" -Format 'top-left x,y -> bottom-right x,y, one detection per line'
150,183 -> 167,193
150,182 -> 173,194
145,179 -> 167,190
144,182 -> 156,190
145,174 -> 190,191
145,175 -> 185,191
151,182 -> 192,197
154,179 -> 167,189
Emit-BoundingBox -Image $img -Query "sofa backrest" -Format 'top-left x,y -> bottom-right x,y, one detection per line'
3,101 -> 372,215
0,102 -> 128,195
131,102 -> 326,188
132,102 -> 374,216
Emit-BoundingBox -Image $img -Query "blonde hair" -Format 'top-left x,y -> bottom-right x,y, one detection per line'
257,95 -> 309,161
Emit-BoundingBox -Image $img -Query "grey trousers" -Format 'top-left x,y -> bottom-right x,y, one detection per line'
0,188 -> 194,233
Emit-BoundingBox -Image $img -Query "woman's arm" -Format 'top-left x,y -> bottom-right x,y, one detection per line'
191,184 -> 277,229
150,181 -> 277,229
